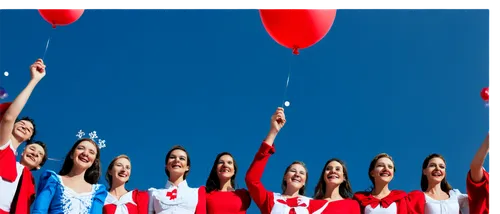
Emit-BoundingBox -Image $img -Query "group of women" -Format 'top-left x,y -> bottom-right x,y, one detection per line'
0,59 -> 490,214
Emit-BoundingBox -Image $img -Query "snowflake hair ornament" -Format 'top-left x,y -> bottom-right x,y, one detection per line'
76,129 -> 107,149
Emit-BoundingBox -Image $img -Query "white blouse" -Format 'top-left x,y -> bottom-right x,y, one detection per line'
0,140 -> 23,212
424,189 -> 469,214
148,180 -> 201,214
105,191 -> 136,214
270,193 -> 311,214
364,203 -> 397,214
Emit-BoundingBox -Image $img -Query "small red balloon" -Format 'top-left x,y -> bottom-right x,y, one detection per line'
480,87 -> 489,101
38,9 -> 85,28
259,9 -> 337,55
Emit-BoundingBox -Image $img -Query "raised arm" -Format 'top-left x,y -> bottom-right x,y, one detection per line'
245,107 -> 286,212
469,133 -> 489,182
0,59 -> 46,148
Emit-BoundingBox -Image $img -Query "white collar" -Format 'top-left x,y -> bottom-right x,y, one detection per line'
165,179 -> 189,189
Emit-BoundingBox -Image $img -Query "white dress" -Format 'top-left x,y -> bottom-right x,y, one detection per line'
148,180 -> 205,214
424,189 -> 469,214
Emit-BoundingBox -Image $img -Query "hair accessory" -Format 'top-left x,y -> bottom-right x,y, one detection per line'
76,129 -> 106,149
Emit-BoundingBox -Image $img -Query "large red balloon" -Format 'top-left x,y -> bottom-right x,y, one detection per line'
480,87 -> 489,101
259,9 -> 337,55
38,9 -> 85,28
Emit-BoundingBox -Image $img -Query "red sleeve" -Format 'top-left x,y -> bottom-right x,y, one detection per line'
133,189 -> 150,214
350,199 -> 361,214
245,142 -> 276,213
467,169 -> 489,214
196,186 -> 206,214
236,189 -> 252,211
406,190 -> 425,214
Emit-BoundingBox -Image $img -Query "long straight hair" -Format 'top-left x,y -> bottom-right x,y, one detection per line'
59,138 -> 101,184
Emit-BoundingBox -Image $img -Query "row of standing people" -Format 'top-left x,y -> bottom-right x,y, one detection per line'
0,59 -> 490,214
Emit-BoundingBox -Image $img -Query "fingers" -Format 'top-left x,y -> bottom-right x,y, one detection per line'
30,59 -> 46,72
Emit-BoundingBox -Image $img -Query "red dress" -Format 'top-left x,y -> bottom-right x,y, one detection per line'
206,189 -> 251,214
353,190 -> 409,214
245,142 -> 313,214
466,168 -> 489,214
0,140 -> 35,214
103,189 -> 149,214
309,199 -> 361,214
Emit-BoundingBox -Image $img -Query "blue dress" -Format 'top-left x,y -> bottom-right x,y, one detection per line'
31,170 -> 107,214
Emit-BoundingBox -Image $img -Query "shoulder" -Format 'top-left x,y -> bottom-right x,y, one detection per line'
93,184 -> 109,202
391,189 -> 407,195
39,170 -> 60,183
353,191 -> 370,200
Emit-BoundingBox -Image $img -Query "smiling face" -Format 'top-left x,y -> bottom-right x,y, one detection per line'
166,149 -> 190,179
323,160 -> 345,186
217,154 -> 235,181
71,140 -> 97,170
20,143 -> 45,170
109,157 -> 131,186
423,157 -> 446,184
283,163 -> 307,192
370,157 -> 395,185
12,120 -> 34,142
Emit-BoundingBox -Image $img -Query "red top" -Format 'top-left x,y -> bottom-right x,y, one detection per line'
103,189 -> 149,214
309,198 -> 361,214
467,168 -> 489,214
206,189 -> 251,214
245,142 -> 312,214
353,190 -> 409,214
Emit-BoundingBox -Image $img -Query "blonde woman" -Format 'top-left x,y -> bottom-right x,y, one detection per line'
103,155 -> 149,214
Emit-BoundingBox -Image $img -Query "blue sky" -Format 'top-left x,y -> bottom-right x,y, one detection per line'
0,9 -> 489,213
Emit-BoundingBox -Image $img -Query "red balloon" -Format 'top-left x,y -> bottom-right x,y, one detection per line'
38,9 -> 85,28
480,87 -> 489,101
259,9 -> 337,55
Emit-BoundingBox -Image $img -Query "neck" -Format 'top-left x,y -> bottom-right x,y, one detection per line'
283,187 -> 300,197
109,184 -> 128,197
19,160 -> 33,170
169,174 -> 184,186
219,179 -> 233,191
425,181 -> 444,194
66,166 -> 87,181
324,184 -> 343,200
372,183 -> 391,198
9,137 -> 22,151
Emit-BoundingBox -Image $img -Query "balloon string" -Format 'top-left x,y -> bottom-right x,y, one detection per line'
48,157 -> 62,162
281,54 -> 293,107
42,37 -> 51,61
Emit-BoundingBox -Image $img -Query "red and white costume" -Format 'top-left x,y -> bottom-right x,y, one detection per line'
0,139 -> 36,214
466,168 -> 489,214
309,199 -> 361,214
407,189 -> 469,214
148,180 -> 206,214
245,142 -> 313,214
103,189 -> 149,214
206,189 -> 251,214
353,190 -> 409,214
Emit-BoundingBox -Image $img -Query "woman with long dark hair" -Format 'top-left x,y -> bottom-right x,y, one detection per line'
407,153 -> 470,213
205,152 -> 251,213
148,145 -> 206,214
103,154 -> 149,214
310,158 -> 360,213
353,153 -> 409,214
245,107 -> 313,214
31,138 -> 107,213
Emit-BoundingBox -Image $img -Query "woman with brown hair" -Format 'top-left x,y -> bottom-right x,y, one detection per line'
103,154 -> 149,214
148,145 -> 206,214
205,152 -> 251,213
31,138 -> 107,213
406,118 -> 489,214
353,153 -> 409,214
309,158 -> 360,214
245,107 -> 312,214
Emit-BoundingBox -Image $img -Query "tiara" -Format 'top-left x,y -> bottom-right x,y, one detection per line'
76,129 -> 106,149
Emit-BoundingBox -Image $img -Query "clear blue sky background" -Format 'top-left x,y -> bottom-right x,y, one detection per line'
0,9 -> 489,213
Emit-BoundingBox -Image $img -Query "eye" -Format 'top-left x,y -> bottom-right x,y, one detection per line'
299,171 -> 306,175
180,157 -> 186,161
